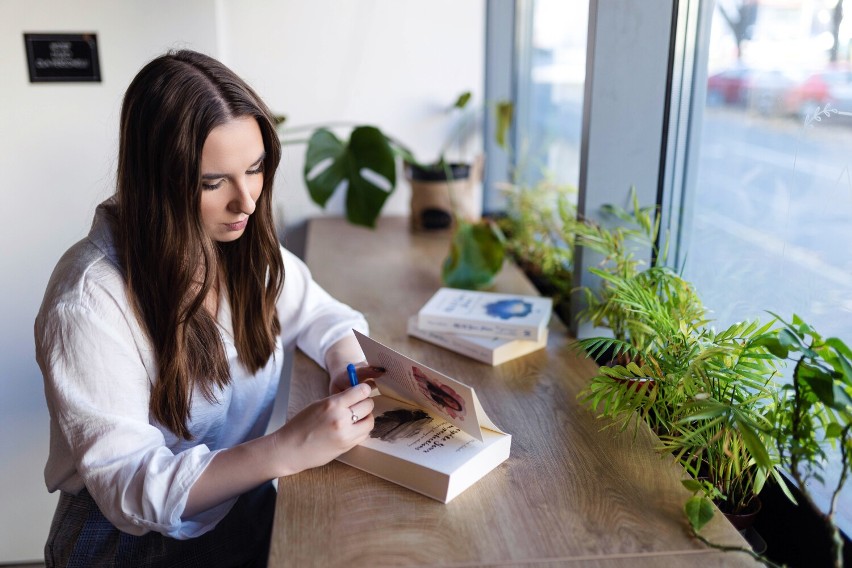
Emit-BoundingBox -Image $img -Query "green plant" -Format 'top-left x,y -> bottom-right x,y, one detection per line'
497,178 -> 577,317
661,319 -> 787,515
580,299 -> 789,564
577,268 -> 711,438
573,197 -> 784,517
441,218 -> 506,289
756,315 -> 852,568
574,188 -> 671,345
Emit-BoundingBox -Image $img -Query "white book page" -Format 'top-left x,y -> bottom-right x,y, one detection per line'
355,330 -> 504,441
359,395 -> 505,474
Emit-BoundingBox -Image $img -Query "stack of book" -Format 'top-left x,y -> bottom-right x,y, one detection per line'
408,287 -> 552,366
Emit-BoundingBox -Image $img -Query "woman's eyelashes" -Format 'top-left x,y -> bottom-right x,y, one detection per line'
202,178 -> 225,190
200,164 -> 262,190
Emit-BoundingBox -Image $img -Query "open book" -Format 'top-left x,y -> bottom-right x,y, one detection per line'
336,331 -> 512,503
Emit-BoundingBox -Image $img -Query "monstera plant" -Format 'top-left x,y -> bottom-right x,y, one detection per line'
276,120 -> 397,228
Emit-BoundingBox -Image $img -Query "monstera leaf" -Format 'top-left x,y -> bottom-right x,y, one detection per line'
304,126 -> 396,228
442,219 -> 505,290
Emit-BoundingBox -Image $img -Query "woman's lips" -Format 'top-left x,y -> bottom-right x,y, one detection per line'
224,218 -> 248,231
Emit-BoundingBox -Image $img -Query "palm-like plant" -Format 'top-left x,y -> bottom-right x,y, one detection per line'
574,188 -> 663,344
660,320 -> 788,515
574,195 -> 785,517
577,264 -> 707,437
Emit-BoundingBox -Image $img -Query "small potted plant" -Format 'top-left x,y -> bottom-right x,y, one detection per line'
497,177 -> 578,325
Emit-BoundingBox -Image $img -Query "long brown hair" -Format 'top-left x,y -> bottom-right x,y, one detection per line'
115,50 -> 284,439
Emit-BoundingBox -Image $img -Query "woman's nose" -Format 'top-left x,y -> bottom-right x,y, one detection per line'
229,183 -> 256,215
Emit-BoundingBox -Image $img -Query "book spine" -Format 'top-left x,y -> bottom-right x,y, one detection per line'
418,314 -> 544,342
409,326 -> 495,365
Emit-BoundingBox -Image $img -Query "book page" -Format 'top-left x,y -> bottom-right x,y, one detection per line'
358,395 -> 504,474
354,330 -> 490,441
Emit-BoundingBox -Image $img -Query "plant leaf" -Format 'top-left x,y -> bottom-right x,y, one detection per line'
453,91 -> 472,109
736,418 -> 772,470
684,496 -> 715,532
752,334 -> 789,359
799,363 -> 842,409
442,220 -> 505,289
304,126 -> 396,228
304,129 -> 346,206
495,102 -> 514,149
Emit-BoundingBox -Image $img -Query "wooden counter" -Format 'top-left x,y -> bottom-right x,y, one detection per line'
269,216 -> 759,567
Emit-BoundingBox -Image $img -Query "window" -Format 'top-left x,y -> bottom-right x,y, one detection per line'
682,0 -> 852,344
514,0 -> 588,188
673,0 -> 852,531
483,0 -> 588,211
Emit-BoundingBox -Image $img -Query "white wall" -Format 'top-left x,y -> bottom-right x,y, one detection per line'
0,0 -> 483,562
216,0 -> 485,250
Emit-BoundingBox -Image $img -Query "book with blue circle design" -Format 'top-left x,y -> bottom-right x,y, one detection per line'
417,287 -> 552,343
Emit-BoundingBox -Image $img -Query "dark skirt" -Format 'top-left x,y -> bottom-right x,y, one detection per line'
44,482 -> 276,568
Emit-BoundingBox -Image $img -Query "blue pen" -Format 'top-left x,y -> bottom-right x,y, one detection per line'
347,363 -> 359,387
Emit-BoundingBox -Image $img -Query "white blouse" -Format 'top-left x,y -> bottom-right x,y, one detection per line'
34,202 -> 368,540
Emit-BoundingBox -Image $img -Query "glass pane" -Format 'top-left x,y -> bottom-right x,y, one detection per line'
686,0 -> 851,526
514,0 -> 588,189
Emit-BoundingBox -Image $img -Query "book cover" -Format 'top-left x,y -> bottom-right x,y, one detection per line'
337,331 -> 512,503
406,315 -> 547,366
417,287 -> 552,342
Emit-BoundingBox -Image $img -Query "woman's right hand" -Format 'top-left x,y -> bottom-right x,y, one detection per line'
273,383 -> 375,476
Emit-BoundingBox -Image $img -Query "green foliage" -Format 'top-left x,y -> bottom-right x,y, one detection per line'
279,93 -> 514,291
684,495 -> 716,532
661,324 -> 783,515
758,315 -> 852,567
498,179 -> 577,306
570,192 -> 851,565
573,193 -> 784,519
304,127 -> 396,227
441,219 -> 506,290
575,188 -> 680,345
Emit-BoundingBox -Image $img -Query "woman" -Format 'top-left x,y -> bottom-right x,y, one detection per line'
34,49 -> 379,567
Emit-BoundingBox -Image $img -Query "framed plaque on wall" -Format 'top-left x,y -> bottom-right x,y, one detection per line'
24,33 -> 101,83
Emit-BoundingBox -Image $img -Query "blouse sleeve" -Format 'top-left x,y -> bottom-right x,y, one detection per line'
275,245 -> 369,365
36,298 -> 230,540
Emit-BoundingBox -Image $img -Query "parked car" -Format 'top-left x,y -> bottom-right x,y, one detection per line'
746,69 -> 800,116
706,66 -> 798,117
706,66 -> 752,106
783,65 -> 852,121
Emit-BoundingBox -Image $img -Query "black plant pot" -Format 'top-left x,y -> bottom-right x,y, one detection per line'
406,162 -> 471,182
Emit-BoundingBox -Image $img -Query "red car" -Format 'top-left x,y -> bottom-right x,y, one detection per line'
783,65 -> 852,121
707,66 -> 752,106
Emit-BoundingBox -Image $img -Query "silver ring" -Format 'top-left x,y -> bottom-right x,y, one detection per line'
351,410 -> 359,423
